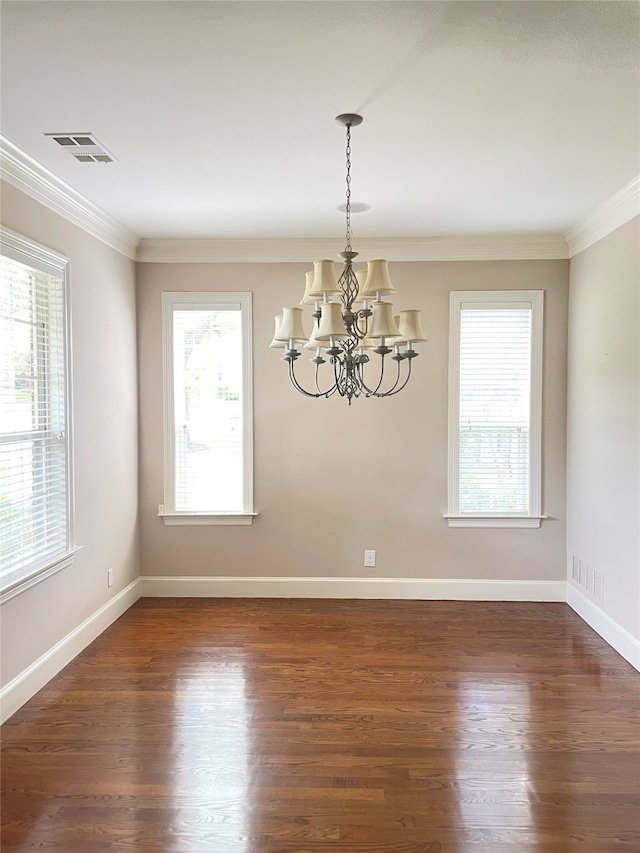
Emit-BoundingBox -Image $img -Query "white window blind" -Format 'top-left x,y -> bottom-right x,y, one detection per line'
161,292 -> 254,524
459,307 -> 531,512
447,291 -> 543,528
1,236 -> 72,591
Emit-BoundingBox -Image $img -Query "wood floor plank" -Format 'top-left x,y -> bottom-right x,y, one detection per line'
2,598 -> 639,851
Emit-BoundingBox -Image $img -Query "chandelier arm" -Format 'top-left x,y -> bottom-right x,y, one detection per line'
352,314 -> 369,338
326,383 -> 341,399
369,358 -> 414,398
333,352 -> 343,384
315,361 -> 342,397
314,362 -> 326,395
354,359 -> 381,397
365,352 -> 391,396
312,360 -> 340,398
379,357 -> 403,395
288,359 -> 333,398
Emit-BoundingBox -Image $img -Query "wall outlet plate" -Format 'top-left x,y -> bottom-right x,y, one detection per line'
364,550 -> 376,568
107,569 -> 113,588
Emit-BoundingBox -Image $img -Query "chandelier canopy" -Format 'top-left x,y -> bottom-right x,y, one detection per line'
271,113 -> 426,404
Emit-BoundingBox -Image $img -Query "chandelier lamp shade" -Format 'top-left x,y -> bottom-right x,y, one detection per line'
271,113 -> 426,404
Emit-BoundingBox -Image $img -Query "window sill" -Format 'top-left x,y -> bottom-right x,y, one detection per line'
444,515 -> 547,529
0,547 -> 82,605
159,511 -> 258,527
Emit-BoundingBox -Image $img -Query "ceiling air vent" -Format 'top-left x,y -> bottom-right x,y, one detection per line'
44,132 -> 117,163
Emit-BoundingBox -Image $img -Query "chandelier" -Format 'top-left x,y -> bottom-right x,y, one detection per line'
270,113 -> 426,404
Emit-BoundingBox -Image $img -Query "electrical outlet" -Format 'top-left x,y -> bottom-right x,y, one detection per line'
107,568 -> 113,588
364,550 -> 376,568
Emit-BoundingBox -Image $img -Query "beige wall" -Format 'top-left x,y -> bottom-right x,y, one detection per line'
137,258 -> 568,582
0,182 -> 139,687
5,172 -> 638,693
567,217 -> 640,640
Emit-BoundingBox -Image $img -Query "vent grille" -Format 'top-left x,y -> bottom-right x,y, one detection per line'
45,132 -> 116,164
571,555 -> 604,602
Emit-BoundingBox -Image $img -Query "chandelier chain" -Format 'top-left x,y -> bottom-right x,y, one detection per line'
345,123 -> 352,252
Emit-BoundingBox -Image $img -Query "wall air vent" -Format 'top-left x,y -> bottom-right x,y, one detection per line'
44,132 -> 117,164
571,554 -> 604,602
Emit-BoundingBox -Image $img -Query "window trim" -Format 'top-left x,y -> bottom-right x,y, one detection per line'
0,225 -> 78,601
160,291 -> 255,525
446,290 -> 545,529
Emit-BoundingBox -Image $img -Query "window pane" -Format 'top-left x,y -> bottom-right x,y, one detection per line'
0,441 -> 36,568
5,312 -> 37,433
172,308 -> 243,512
459,308 -> 531,513
0,253 -> 68,582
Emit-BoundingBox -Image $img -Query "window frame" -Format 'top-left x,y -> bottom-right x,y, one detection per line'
0,225 -> 78,603
446,289 -> 545,529
159,291 -> 255,526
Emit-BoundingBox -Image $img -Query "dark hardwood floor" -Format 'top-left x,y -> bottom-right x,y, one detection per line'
1,598 -> 639,852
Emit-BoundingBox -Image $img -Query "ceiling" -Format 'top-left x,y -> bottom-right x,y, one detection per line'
1,1 -> 639,241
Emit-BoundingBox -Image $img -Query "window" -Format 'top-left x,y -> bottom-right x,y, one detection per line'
447,290 -> 544,528
160,292 -> 254,525
0,226 -> 76,601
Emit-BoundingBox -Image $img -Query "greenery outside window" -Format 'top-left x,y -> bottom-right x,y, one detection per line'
159,292 -> 255,526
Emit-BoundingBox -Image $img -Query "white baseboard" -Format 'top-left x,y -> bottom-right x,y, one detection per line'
566,583 -> 640,671
13,576 -> 637,725
0,579 -> 140,723
140,575 -> 566,602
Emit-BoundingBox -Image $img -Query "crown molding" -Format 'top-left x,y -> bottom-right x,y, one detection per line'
565,175 -> 640,257
136,234 -> 569,264
0,135 -> 139,260
12,125 -> 634,263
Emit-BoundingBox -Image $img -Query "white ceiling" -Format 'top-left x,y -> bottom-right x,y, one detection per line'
1,1 -> 638,241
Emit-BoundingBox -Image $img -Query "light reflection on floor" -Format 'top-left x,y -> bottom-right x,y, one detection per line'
453,678 -> 534,847
171,659 -> 250,852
